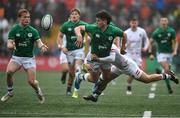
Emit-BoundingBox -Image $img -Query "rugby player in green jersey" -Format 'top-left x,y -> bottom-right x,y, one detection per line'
1,9 -> 48,104
57,8 -> 87,95
149,17 -> 179,94
72,10 -> 127,98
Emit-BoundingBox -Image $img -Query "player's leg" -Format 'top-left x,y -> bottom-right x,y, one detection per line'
1,58 -> 21,102
26,68 -> 44,104
67,64 -> 75,95
60,63 -> 69,84
137,70 -> 178,84
126,76 -> 133,95
83,65 -> 121,102
24,57 -> 45,104
83,71 -> 119,102
72,63 -> 101,98
158,53 -> 173,94
59,51 -> 69,84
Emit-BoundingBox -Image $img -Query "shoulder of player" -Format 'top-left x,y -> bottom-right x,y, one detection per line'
109,25 -> 122,31
27,25 -> 38,32
10,24 -> 20,30
79,20 -> 88,25
167,26 -> 176,32
124,28 -> 131,33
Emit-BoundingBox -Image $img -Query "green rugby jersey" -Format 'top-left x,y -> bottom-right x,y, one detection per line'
85,24 -> 124,57
151,27 -> 176,53
8,24 -> 40,57
60,20 -> 87,51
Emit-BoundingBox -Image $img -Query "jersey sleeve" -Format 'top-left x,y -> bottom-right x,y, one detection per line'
116,27 -> 124,37
171,29 -> 176,40
142,29 -> 149,49
85,24 -> 95,33
34,29 -> 40,41
60,23 -> 66,33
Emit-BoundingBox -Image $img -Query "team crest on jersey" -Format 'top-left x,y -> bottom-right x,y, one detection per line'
95,34 -> 100,38
167,33 -> 171,37
158,34 -> 162,38
108,36 -> 113,41
16,33 -> 20,37
68,28 -> 72,31
28,33 -> 32,37
139,33 -> 142,37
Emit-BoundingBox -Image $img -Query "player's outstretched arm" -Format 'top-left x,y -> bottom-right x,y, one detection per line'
74,26 -> 85,47
36,39 -> 48,53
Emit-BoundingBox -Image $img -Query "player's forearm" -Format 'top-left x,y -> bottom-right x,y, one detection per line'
143,37 -> 149,51
74,26 -> 83,37
148,38 -> 154,53
7,40 -> 15,50
173,40 -> 179,53
57,32 -> 64,48
99,52 -> 116,63
121,33 -> 127,50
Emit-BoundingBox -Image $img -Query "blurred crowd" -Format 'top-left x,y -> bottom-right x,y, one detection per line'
0,0 -> 180,63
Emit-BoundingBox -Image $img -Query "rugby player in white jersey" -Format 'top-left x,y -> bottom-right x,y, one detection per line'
125,17 -> 149,95
83,44 -> 178,102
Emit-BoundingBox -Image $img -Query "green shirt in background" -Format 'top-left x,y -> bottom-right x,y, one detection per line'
60,20 -> 87,51
85,24 -> 124,57
8,24 -> 40,57
151,27 -> 176,53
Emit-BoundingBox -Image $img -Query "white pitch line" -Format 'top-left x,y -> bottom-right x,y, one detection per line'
143,111 -> 152,118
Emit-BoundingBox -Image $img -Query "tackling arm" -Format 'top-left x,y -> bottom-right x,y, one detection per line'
120,32 -> 127,54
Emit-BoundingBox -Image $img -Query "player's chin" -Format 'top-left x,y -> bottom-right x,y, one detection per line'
24,22 -> 30,25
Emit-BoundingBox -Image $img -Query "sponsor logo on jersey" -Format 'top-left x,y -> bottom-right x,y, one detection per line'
68,28 -> 72,31
28,33 -> 32,37
108,36 -> 113,41
167,33 -> 171,37
16,33 -> 20,37
139,33 -> 142,37
158,34 -> 162,38
95,34 -> 100,38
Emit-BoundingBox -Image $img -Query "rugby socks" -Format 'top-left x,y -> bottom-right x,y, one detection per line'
7,86 -> 13,95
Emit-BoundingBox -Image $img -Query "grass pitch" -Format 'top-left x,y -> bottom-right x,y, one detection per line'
0,71 -> 180,117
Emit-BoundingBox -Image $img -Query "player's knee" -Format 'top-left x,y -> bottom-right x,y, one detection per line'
28,79 -> 36,85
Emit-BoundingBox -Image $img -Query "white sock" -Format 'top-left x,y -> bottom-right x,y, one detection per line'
83,73 -> 90,81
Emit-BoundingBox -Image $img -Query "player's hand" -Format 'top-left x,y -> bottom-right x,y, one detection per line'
75,35 -> 83,47
149,54 -> 155,60
120,49 -> 126,55
61,47 -> 68,54
142,48 -> 147,52
12,42 -> 16,50
91,54 -> 99,62
40,44 -> 48,53
172,51 -> 177,57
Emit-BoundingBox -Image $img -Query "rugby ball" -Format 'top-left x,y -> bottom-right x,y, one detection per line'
41,14 -> 53,31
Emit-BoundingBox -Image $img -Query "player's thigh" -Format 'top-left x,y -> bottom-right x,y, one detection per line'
6,58 -> 21,73
101,68 -> 111,80
89,70 -> 101,82
75,59 -> 83,66
60,63 -> 69,71
59,51 -> 68,64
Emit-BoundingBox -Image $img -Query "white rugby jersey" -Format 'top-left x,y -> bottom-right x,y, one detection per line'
125,27 -> 149,58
